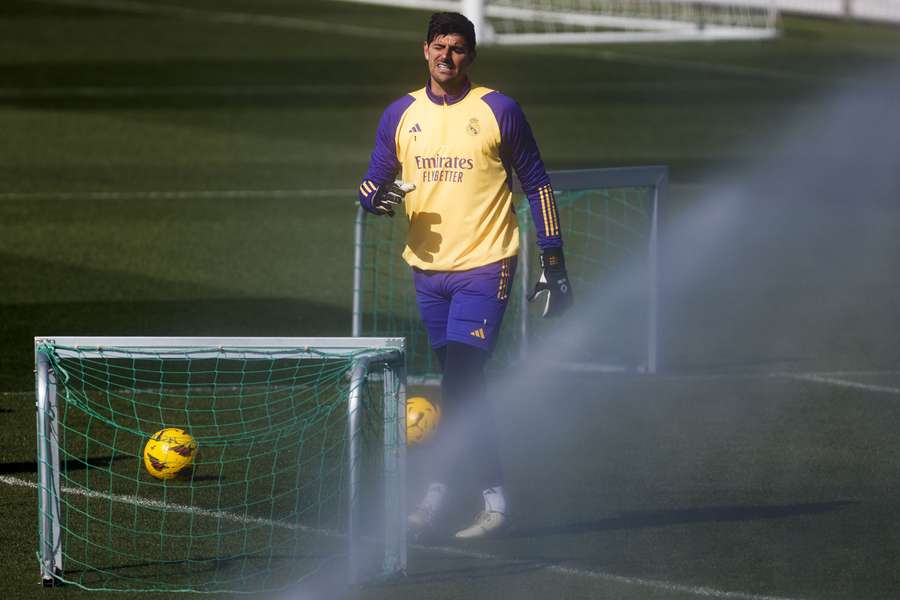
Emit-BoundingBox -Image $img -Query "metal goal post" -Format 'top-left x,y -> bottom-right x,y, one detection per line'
353,166 -> 665,381
34,336 -> 407,591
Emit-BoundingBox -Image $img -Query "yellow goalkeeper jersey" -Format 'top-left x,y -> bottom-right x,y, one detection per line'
359,80 -> 560,272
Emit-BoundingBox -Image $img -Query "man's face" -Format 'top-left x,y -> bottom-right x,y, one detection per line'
423,33 -> 473,89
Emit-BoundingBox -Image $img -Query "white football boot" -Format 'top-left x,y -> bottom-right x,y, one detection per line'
455,486 -> 508,539
408,483 -> 447,538
454,510 -> 507,539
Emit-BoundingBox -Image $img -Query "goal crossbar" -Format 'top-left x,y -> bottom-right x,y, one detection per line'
36,336 -> 404,359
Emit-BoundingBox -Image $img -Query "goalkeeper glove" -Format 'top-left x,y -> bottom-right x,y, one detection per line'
372,179 -> 416,217
527,247 -> 573,318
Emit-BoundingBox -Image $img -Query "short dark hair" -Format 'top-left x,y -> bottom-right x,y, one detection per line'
426,12 -> 476,56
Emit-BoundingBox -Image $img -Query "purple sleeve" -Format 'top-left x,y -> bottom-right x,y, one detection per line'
359,95 -> 415,214
482,91 -> 562,249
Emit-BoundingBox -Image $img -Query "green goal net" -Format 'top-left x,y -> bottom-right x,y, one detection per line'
34,337 -> 406,593
353,167 -> 663,381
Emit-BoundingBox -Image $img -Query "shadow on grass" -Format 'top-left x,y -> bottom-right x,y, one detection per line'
0,454 -> 130,475
63,552 -> 340,579
2,295 -> 352,392
0,0 -> 133,18
507,500 -> 858,538
1,251 -> 355,391
364,556 -> 544,587
0,56 -> 797,112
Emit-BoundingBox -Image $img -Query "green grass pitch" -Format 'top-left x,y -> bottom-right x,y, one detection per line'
2,0 -> 900,598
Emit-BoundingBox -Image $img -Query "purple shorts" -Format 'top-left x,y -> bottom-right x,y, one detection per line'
412,256 -> 517,352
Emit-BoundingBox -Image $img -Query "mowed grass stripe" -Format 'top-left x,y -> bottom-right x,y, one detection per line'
0,189 -> 350,201
36,0 -> 419,40
0,81 -> 731,99
523,45 -> 835,84
0,84 -> 403,99
35,0 -> 893,88
6,369 -> 899,397
530,367 -> 900,396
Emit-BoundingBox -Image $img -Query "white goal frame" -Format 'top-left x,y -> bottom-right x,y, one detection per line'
353,166 -> 664,381
333,0 -> 779,44
33,336 -> 407,588
512,167 -> 663,374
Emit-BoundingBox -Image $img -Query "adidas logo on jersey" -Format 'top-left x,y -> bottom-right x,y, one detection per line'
470,328 -> 486,340
408,123 -> 422,134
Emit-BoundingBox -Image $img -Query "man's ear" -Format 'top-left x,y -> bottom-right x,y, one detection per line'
423,41 -> 430,61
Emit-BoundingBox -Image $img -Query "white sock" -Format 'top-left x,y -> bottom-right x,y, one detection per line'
421,482 -> 447,513
483,486 -> 506,515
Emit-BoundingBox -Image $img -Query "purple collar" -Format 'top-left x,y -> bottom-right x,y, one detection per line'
425,78 -> 472,106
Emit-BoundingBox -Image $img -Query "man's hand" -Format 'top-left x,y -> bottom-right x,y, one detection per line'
372,180 -> 416,217
527,247 -> 573,318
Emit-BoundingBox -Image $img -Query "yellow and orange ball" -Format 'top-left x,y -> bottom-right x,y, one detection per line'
143,428 -> 198,480
406,396 -> 441,446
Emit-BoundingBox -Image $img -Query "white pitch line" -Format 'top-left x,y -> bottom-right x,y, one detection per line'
35,0 -> 418,40
810,370 -> 900,377
0,81 -> 706,100
3,473 -> 805,600
0,189 -> 349,201
785,374 -> 900,396
0,474 -> 334,535
592,368 -> 900,387
414,543 -> 806,600
0,83 -> 403,99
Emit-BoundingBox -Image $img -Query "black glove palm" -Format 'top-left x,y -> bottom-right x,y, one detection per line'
372,180 -> 415,217
527,247 -> 573,318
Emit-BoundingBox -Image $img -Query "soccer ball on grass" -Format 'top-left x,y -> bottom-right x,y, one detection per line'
406,396 -> 440,446
143,427 -> 198,480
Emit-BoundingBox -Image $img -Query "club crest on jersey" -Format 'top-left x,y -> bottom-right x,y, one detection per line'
466,118 -> 480,136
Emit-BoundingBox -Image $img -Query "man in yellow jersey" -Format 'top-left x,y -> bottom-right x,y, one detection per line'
358,12 -> 572,539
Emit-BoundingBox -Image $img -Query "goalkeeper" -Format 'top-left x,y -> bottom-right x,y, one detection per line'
358,11 -> 572,539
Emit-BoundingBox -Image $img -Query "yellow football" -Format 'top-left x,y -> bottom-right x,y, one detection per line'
143,428 -> 198,480
406,396 -> 441,446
